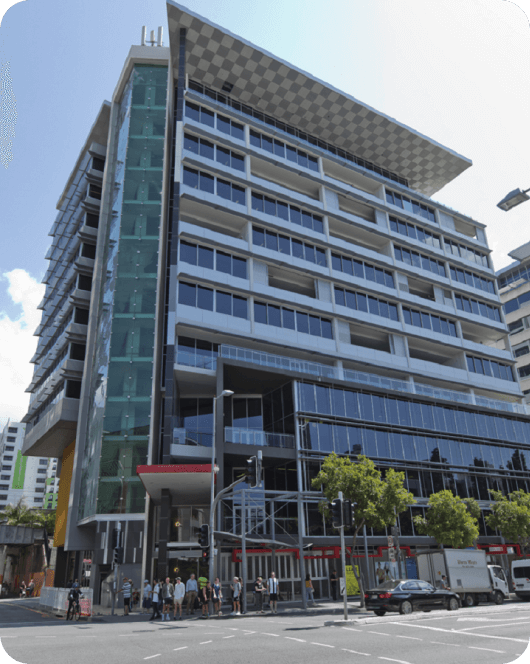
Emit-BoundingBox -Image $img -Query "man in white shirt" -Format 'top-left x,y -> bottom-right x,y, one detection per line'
267,572 -> 279,614
173,577 -> 186,620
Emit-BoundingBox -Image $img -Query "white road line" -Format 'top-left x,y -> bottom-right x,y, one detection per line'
200,640 -> 212,644
285,637 -> 306,642
35,636 -> 56,638
459,622 -> 530,632
311,642 -> 334,648
342,649 -> 370,656
144,656 -> 161,660
379,658 -> 412,664
342,627 -> 363,632
430,642 -> 461,647
223,635 -> 235,639
367,631 -> 390,636
468,646 -> 505,654
0,636 -> 17,639
263,633 -> 280,637
173,647 -> 188,651
395,635 -> 421,641
390,622 -> 527,643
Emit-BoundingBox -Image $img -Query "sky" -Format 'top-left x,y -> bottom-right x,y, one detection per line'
0,0 -> 528,425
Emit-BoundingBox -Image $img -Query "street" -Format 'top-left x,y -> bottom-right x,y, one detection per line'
1,600 -> 530,664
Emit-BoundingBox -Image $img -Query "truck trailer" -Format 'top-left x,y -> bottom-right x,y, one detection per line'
416,549 -> 508,606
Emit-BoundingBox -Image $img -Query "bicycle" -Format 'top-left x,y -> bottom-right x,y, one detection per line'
67,593 -> 83,621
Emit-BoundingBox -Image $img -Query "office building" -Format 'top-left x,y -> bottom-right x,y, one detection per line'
21,2 -> 530,599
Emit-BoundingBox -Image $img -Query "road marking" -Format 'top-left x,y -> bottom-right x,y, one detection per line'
367,631 -> 390,636
223,636 -> 235,639
390,622 -> 527,643
285,637 -> 306,642
200,640 -> 212,644
144,656 -> 161,660
263,633 -> 279,637
468,646 -> 505,653
395,635 -> 421,640
379,658 -> 412,664
342,627 -> 363,632
459,622 -> 530,632
430,642 -> 461,647
173,647 -> 188,651
342,650 -> 370,656
311,642 -> 334,648
35,636 -> 56,638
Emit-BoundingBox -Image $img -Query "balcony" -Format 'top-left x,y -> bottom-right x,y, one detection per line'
225,427 -> 295,449
176,350 -> 216,371
219,345 -> 336,379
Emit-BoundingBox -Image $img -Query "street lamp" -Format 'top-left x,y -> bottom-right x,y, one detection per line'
209,389 -> 234,580
497,187 -> 530,212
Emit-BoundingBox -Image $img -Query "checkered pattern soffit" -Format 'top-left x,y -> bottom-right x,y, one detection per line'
167,2 -> 471,197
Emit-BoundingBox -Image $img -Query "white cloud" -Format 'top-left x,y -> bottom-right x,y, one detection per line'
0,269 -> 45,423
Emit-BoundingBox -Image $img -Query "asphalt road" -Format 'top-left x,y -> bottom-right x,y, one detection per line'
1,600 -> 529,664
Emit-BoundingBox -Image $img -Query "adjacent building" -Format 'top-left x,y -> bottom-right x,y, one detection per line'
0,422 -> 55,510
21,2 -> 530,600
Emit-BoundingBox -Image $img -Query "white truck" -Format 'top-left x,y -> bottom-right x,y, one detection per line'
511,559 -> 530,601
416,549 -> 508,607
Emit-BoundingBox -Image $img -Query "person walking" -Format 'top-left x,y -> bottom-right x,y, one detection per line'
230,576 -> 241,615
200,581 -> 212,618
254,576 -> 266,613
161,576 -> 174,621
185,573 -> 198,615
119,577 -> 132,616
27,579 -> 35,597
305,574 -> 316,606
142,579 -> 152,614
173,577 -> 185,620
19,581 -> 26,598
150,579 -> 162,620
267,572 -> 279,614
330,569 -> 338,601
212,577 -> 223,617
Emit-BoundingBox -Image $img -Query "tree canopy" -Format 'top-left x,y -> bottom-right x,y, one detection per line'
413,490 -> 480,548
486,489 -> 530,557
312,454 -> 414,604
0,498 -> 56,535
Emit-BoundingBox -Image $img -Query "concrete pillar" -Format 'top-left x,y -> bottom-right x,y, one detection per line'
157,488 -> 171,580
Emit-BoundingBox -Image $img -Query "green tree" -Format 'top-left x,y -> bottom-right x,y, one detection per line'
486,489 -> 530,557
0,498 -> 32,526
312,453 -> 414,606
413,490 -> 480,548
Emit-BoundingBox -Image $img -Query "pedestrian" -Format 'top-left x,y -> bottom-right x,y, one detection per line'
376,563 -> 385,585
142,579 -> 152,614
230,576 -> 241,615
200,581 -> 212,618
173,577 -> 185,620
185,573 -> 198,615
441,575 -> 450,590
161,576 -> 174,621
330,569 -> 338,601
27,578 -> 35,597
19,581 -> 26,598
119,577 -> 132,616
254,576 -> 266,613
305,574 -> 316,605
267,571 -> 279,614
150,579 -> 162,620
66,583 -> 81,620
212,577 -> 223,617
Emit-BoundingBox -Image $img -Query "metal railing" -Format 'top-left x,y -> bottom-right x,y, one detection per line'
175,350 -> 217,371
225,427 -> 295,449
219,345 -> 336,379
173,429 -> 213,447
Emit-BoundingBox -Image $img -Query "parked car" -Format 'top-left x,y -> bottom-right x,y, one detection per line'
364,579 -> 460,616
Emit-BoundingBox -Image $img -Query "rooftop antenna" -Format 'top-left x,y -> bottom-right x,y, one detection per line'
157,26 -> 163,47
141,26 -> 146,46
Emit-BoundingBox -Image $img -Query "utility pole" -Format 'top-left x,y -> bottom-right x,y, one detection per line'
241,489 -> 247,614
111,522 -> 122,616
338,492 -> 348,621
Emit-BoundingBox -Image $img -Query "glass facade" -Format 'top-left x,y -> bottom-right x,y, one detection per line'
79,64 -> 168,519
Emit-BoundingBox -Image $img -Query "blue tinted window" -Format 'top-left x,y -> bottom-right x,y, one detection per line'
331,389 -> 345,417
266,231 -> 278,252
282,308 -> 295,330
392,433 -> 405,460
359,393 -> 373,421
290,207 -> 301,225
421,404 -> 434,430
444,408 -> 457,434
184,134 -> 199,153
200,172 -> 215,193
185,102 -> 200,122
372,395 -> 386,422
268,305 -> 281,327
321,318 -> 333,339
386,399 -> 399,425
309,315 -> 321,336
252,192 -> 264,212
344,391 -> 360,419
254,302 -> 267,324
232,296 -> 247,319
300,383 -> 316,412
376,430 -> 391,458
296,312 -> 309,334
277,201 -> 289,220
197,286 -> 213,310
180,240 -> 197,265
178,282 -> 196,306
334,425 -> 349,454
397,400 -> 411,427
363,428 -> 376,454
316,385 -> 331,415
318,423 -> 334,452
216,251 -> 231,274
183,167 -> 199,188
401,434 -> 416,461
216,290 -> 231,315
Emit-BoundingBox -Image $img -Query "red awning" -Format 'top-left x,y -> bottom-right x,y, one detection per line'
136,464 -> 212,505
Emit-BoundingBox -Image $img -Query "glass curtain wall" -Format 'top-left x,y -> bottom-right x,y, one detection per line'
79,65 -> 168,518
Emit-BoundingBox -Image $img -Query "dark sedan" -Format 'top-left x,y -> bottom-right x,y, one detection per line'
364,579 -> 460,616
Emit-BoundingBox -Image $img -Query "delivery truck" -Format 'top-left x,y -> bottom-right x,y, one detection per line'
416,549 -> 508,606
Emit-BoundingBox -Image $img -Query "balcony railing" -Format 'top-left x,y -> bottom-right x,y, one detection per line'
173,429 -> 212,448
225,427 -> 295,449
176,343 -> 529,416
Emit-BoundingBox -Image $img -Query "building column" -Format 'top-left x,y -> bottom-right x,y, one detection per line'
157,489 -> 171,580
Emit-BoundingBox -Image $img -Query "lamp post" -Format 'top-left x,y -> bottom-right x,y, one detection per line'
209,389 -> 234,580
497,187 -> 530,212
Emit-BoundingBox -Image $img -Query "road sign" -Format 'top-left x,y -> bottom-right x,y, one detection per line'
387,536 -> 394,548
339,577 -> 346,596
388,547 -> 396,563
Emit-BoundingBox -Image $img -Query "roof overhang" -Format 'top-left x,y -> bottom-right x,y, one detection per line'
167,1 -> 472,197
136,464 -> 212,505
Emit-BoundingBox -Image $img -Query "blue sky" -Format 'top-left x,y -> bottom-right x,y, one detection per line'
0,0 -> 529,423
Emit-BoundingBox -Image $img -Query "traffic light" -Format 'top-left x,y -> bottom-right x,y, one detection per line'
113,546 -> 124,565
331,498 -> 343,528
246,456 -> 258,487
111,528 -> 122,549
199,524 -> 209,548
202,550 -> 209,565
342,500 -> 354,528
